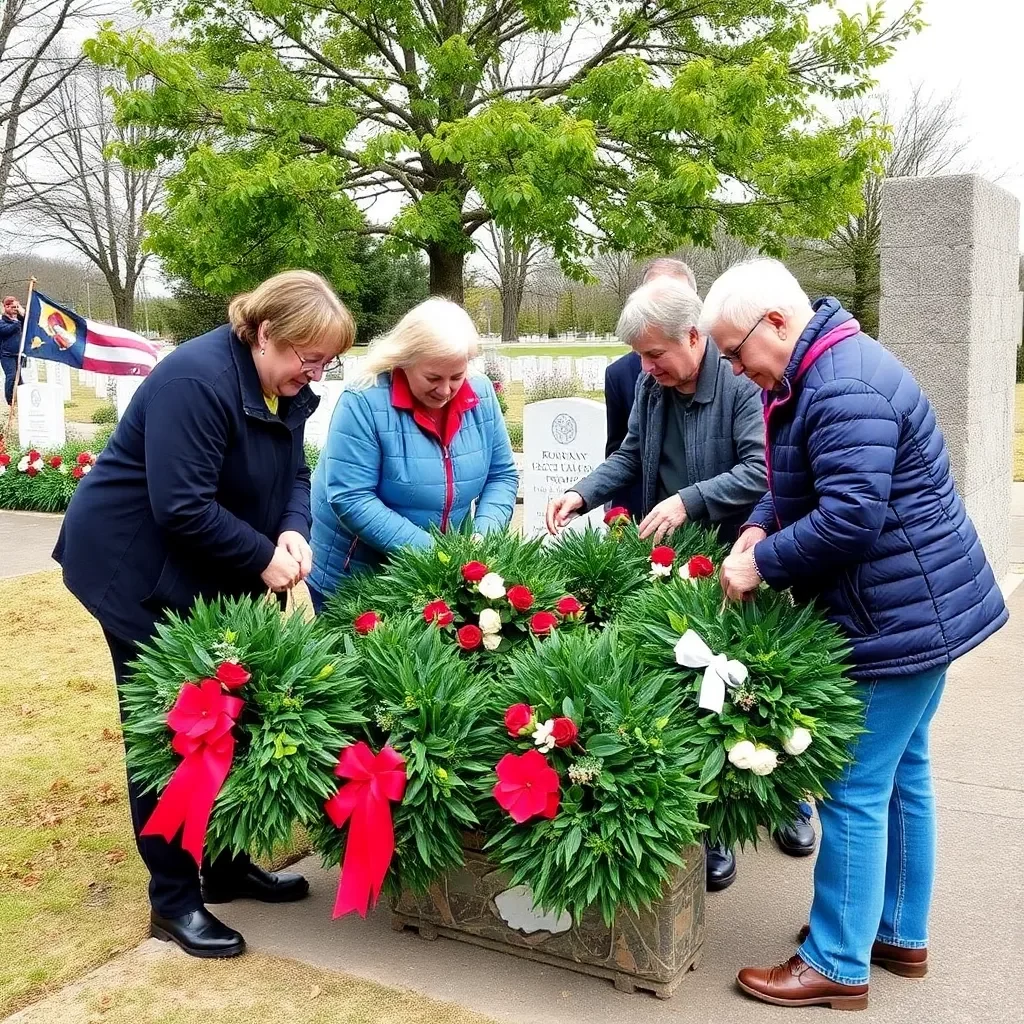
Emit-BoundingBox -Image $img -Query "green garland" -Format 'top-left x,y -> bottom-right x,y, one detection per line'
0,437 -> 107,513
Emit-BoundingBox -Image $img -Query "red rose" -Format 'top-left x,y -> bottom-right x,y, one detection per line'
77,451 -> 94,466
506,584 -> 534,612
650,545 -> 675,567
215,661 -> 250,690
603,505 -> 630,526
26,466 -> 38,477
529,611 -> 558,636
72,466 -> 84,480
457,624 -> 483,650
27,449 -> 40,462
493,750 -> 561,823
461,561 -> 488,583
504,703 -> 535,737
423,599 -> 454,627
354,611 -> 381,634
48,455 -> 62,469
550,717 -> 578,748
493,379 -> 504,393
555,595 -> 583,617
0,454 -> 10,467
687,555 -> 715,579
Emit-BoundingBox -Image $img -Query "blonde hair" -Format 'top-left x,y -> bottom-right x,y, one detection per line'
228,270 -> 356,356
353,297 -> 479,388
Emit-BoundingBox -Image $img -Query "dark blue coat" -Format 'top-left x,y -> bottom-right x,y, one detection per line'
0,315 -> 23,357
54,325 -> 319,643
603,351 -> 644,517
748,298 -> 1007,680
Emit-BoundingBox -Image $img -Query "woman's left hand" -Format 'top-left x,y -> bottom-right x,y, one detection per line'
720,549 -> 762,602
278,531 -> 313,581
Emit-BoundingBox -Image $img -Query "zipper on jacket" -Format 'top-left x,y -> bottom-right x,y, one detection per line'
439,444 -> 455,532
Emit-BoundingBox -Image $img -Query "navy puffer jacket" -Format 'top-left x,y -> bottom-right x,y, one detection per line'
748,298 -> 1007,680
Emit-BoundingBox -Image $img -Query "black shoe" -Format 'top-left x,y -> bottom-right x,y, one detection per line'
773,806 -> 817,857
705,842 -> 737,892
150,907 -> 245,958
202,863 -> 310,904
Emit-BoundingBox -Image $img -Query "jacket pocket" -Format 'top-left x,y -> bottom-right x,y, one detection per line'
839,567 -> 878,637
141,556 -> 186,614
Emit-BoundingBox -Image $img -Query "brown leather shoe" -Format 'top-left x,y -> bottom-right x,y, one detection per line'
737,955 -> 869,1010
797,925 -> 928,978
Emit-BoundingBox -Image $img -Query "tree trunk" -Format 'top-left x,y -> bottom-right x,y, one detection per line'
108,282 -> 135,330
501,283 -> 523,343
428,244 -> 465,302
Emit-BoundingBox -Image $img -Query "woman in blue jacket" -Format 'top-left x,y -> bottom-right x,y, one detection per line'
309,297 -> 518,609
54,270 -> 356,961
708,259 -> 1008,1011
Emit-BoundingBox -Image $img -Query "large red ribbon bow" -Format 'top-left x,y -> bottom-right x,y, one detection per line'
140,679 -> 243,865
324,741 -> 407,918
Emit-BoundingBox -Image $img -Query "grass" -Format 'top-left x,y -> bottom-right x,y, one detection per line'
485,343 -> 628,359
1015,383 -> 1024,482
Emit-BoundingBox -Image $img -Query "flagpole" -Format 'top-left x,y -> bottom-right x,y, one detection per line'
2,277 -> 35,444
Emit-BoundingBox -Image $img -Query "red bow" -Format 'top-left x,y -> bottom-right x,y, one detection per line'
140,679 -> 243,865
324,741 -> 407,918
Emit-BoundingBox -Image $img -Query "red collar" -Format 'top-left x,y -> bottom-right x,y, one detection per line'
390,368 -> 479,447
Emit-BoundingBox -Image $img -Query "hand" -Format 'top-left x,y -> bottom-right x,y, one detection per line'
261,545 -> 302,591
720,549 -> 762,602
638,494 -> 687,544
546,491 -> 584,535
729,525 -> 767,558
278,530 -> 313,581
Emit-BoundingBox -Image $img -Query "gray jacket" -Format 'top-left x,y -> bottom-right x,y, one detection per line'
573,345 -> 767,532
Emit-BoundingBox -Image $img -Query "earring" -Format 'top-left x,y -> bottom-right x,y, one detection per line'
260,348 -> 266,356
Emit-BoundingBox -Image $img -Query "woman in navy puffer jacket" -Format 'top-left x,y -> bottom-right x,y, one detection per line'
309,297 -> 519,609
707,260 -> 1007,1012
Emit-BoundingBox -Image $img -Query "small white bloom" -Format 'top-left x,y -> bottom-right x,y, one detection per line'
750,747 -> 779,776
478,608 -> 502,635
482,632 -> 502,651
649,563 -> 672,579
727,740 -> 758,770
532,719 -> 556,753
477,571 -> 506,600
58,464 -> 68,475
32,458 -> 43,471
470,532 -> 484,544
783,727 -> 813,757
0,465 -> 5,476
17,455 -> 30,472
81,463 -> 92,475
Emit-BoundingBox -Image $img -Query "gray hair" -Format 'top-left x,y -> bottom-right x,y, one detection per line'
616,276 -> 704,347
698,258 -> 811,336
643,257 -> 698,293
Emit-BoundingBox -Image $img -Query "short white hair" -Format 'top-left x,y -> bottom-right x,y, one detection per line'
353,297 -> 479,388
698,258 -> 811,335
616,276 -> 704,347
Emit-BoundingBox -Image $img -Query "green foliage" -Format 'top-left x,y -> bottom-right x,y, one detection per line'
120,596 -> 366,860
161,279 -> 230,344
484,629 -> 702,926
524,372 -> 584,403
617,577 -> 863,848
91,403 -> 117,424
0,439 -> 103,513
506,421 -> 523,451
303,442 -> 320,472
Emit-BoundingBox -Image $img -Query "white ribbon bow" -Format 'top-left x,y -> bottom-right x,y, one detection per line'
673,629 -> 748,714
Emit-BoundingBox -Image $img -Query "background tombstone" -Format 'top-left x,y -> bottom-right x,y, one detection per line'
17,381 -> 65,448
521,397 -> 607,538
20,359 -> 39,384
304,380 -> 345,450
115,375 -> 145,420
880,174 -> 1023,581
93,372 -> 108,398
55,362 -> 72,403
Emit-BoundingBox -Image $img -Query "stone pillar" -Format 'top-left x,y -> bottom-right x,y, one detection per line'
880,174 -> 1023,581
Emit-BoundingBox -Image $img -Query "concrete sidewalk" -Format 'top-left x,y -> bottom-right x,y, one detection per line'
0,511 -> 61,579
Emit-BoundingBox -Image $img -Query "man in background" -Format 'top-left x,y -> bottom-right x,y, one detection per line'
1,295 -> 26,408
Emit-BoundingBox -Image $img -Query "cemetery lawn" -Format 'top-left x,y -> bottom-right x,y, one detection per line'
487,343 -> 628,358
502,382 -> 605,427
64,380 -> 109,424
1015,383 -> 1024,481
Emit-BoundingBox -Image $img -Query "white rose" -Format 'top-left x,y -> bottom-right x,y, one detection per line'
81,463 -> 92,475
17,455 -> 29,472
478,572 -> 506,600
727,740 -> 758,770
649,563 -> 672,578
0,464 -> 5,476
532,719 -> 556,753
482,632 -> 502,651
32,458 -> 43,471
783,727 -> 813,756
750,747 -> 779,776
478,608 -> 502,634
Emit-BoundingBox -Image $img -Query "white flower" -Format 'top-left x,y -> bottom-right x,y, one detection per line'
81,463 -> 92,475
477,572 -> 506,600
677,564 -> 698,584
649,563 -> 672,579
727,740 -> 758,770
783,727 -> 813,756
750,747 -> 779,776
470,532 -> 484,544
532,719 -> 556,753
17,455 -> 29,472
0,465 -> 5,476
478,608 -> 502,635
482,632 -> 502,651
58,464 -> 68,475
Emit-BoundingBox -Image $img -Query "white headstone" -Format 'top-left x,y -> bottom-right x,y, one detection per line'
21,360 -> 39,384
94,373 -> 108,398
55,362 -> 72,402
115,375 -> 144,420
16,382 -> 65,448
303,380 -> 345,449
78,369 -> 94,386
522,397 -> 607,538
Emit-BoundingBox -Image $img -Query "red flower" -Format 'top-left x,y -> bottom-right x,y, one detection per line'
650,545 -> 675,567
457,624 -> 483,650
354,611 -> 381,634
0,454 -> 10,467
27,449 -> 40,462
492,379 -> 504,393
423,599 -> 454,627
72,466 -> 84,480
493,750 -> 561,823
687,555 -> 715,579
26,466 -> 38,477
167,678 -> 240,752
603,505 -> 630,526
529,611 -> 558,636
77,451 -> 94,466
504,703 -> 535,737
506,584 -> 534,612
215,661 -> 251,690
550,717 -> 578,748
48,455 -> 62,469
461,561 -> 488,583
555,595 -> 583,617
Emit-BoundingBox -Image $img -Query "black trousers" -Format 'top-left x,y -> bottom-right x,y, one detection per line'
104,629 -> 251,916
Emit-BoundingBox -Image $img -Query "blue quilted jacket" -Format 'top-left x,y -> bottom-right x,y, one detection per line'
309,370 -> 519,595
749,298 -> 1007,680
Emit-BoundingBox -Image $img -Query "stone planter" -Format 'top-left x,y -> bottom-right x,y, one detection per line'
390,839 -> 705,999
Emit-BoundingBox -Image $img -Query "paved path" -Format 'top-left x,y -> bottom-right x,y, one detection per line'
0,511 -> 61,579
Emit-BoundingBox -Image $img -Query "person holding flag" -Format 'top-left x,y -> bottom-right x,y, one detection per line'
1,295 -> 25,407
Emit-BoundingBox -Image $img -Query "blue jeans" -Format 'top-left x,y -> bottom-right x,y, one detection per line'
799,666 -> 947,985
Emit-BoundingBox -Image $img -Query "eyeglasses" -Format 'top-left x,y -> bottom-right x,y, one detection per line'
718,314 -> 765,367
290,345 -> 343,376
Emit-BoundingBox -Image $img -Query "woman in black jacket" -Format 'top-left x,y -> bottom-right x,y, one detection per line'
55,270 -> 355,958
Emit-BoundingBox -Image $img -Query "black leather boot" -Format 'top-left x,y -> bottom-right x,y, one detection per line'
773,804 -> 817,857
705,841 -> 737,892
150,907 -> 245,958
202,862 -> 310,904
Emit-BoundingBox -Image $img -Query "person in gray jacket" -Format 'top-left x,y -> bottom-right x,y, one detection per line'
546,276 -> 766,545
